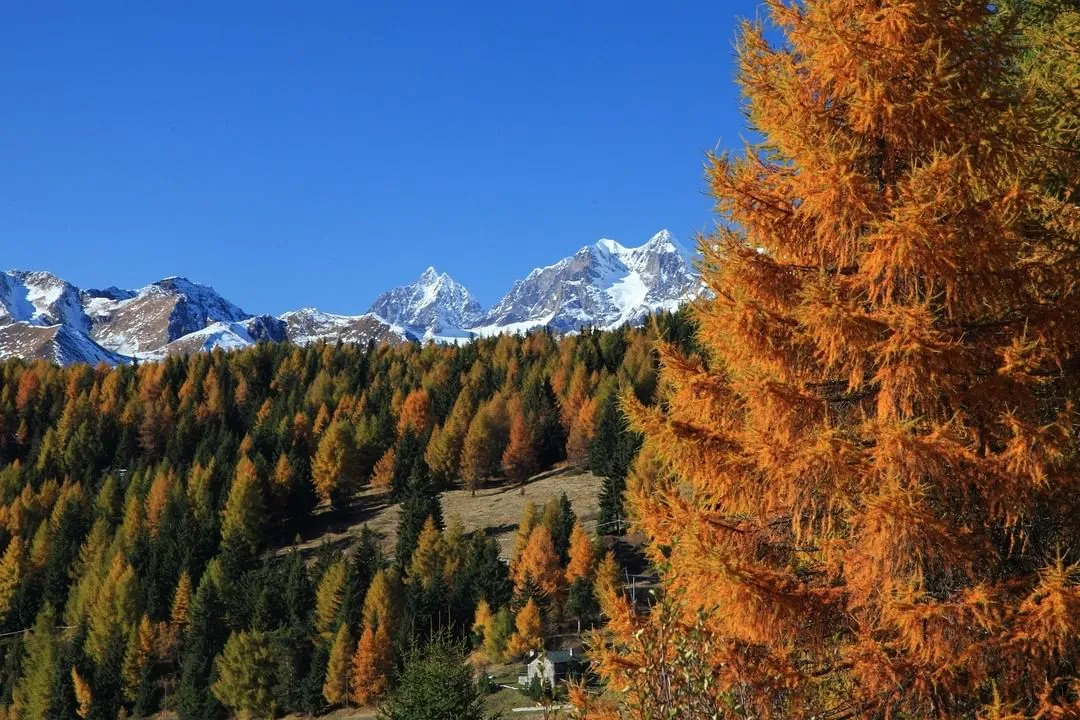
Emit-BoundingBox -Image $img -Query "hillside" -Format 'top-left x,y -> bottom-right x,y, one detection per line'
276,466 -> 603,563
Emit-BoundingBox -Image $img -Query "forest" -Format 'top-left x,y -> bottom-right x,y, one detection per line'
0,311 -> 693,719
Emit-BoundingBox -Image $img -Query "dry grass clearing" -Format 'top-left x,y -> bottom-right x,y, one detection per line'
274,465 -> 603,562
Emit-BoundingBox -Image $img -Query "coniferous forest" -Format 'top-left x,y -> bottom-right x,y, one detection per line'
3,0 -> 1080,719
0,314 -> 691,719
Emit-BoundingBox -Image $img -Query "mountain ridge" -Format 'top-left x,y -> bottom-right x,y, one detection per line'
0,229 -> 703,365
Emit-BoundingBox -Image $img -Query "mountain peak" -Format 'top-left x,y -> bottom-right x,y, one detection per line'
369,267 -> 481,339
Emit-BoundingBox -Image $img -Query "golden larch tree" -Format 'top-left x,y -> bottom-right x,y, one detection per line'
71,666 -> 92,719
351,624 -> 393,706
362,568 -> 401,632
170,569 -> 192,632
513,524 -> 562,598
323,623 -> 354,706
397,388 -> 433,438
564,521 -> 594,584
506,597 -> 543,660
501,410 -> 538,491
0,535 -> 25,621
312,420 -> 360,508
406,516 -> 444,591
591,1 -> 1080,717
370,447 -> 395,492
315,560 -> 348,640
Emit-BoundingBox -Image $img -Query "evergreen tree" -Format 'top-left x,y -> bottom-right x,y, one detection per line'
395,474 -> 443,570
282,550 -> 314,634
378,634 -> 490,720
177,574 -> 226,720
10,604 -> 58,720
211,630 -> 279,720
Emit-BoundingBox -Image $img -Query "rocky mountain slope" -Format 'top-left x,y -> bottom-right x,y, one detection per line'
1,229 -> 702,365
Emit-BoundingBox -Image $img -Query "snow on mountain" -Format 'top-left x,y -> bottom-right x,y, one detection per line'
1,271 -> 91,332
279,308 -> 414,347
472,229 -> 702,335
0,229 -> 702,366
86,276 -> 251,356
368,267 -> 482,340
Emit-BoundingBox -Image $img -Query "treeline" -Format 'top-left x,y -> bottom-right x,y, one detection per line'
0,310 -> 694,719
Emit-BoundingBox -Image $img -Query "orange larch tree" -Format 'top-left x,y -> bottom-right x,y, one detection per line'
592,1 -> 1080,718
513,524 -> 562,599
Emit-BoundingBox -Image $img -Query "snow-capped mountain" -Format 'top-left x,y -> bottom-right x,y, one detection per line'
472,230 -> 703,335
84,276 -> 253,356
369,267 -> 482,340
279,308 -> 413,347
0,228 -> 703,366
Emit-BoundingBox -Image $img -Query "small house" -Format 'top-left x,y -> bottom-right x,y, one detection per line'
523,649 -> 581,686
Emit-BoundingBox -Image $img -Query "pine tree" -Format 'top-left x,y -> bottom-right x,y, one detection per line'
322,623 -> 353,707
10,604 -> 57,720
395,476 -> 443,570
211,630 -> 279,720
592,2 -> 1080,717
543,492 -> 575,562
379,634 -> 488,720
177,573 -> 227,720
350,624 -> 392,707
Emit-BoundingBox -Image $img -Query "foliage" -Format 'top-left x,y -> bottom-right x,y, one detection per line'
589,1 -> 1080,717
211,630 -> 280,720
377,633 -> 491,720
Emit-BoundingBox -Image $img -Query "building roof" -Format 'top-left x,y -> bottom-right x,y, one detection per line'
529,650 -> 576,666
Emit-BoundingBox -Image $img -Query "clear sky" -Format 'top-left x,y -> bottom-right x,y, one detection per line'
1,1 -> 764,315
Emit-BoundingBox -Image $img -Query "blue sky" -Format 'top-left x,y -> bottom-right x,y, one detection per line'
1,1 -> 764,314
